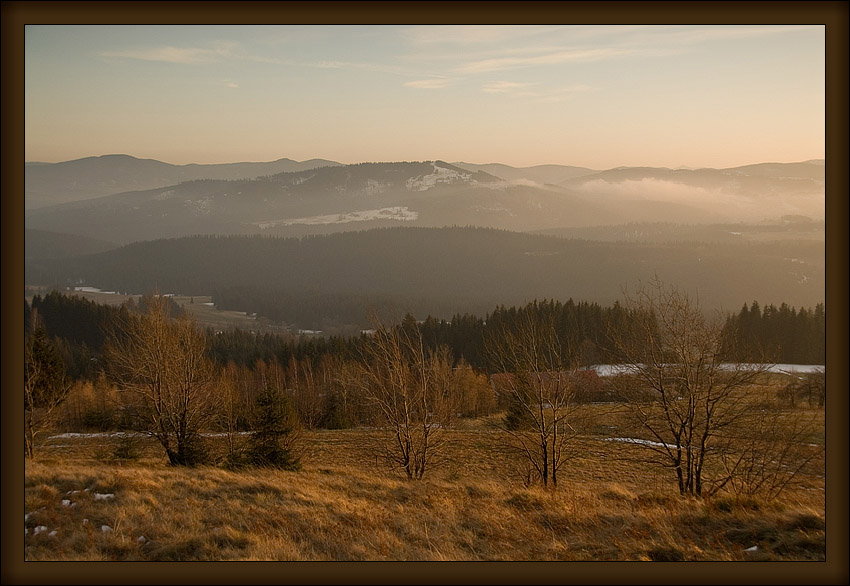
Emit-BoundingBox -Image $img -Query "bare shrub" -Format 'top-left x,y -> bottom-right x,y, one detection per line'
605,278 -> 818,498
354,316 -> 458,480
486,311 -> 583,488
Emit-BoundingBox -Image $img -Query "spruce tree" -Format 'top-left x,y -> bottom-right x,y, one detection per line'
24,320 -> 70,457
247,385 -> 301,469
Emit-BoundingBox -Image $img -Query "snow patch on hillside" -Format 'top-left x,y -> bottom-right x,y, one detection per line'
183,197 -> 213,215
256,206 -> 418,229
407,162 -> 475,191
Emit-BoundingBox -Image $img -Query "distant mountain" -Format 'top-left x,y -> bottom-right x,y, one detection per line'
25,229 -> 119,260
24,160 -> 617,243
25,154 -> 342,209
24,227 -> 824,329
558,161 -> 825,222
452,162 -> 596,185
24,158 -> 825,244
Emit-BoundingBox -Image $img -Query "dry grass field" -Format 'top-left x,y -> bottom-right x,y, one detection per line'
23,410 -> 826,564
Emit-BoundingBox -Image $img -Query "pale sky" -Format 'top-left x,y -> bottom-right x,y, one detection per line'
25,25 -> 825,169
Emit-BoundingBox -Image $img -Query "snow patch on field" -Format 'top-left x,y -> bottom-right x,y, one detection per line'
605,437 -> 670,449
49,431 -> 251,440
256,206 -> 418,229
591,364 -> 825,377
50,431 -> 147,440
74,286 -> 117,294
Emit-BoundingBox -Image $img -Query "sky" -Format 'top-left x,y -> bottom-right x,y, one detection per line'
25,24 -> 825,169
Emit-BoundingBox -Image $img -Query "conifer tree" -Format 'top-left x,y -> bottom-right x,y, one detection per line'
246,384 -> 301,470
24,312 -> 71,458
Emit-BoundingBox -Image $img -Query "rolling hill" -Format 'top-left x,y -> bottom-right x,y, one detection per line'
24,159 -> 824,244
25,154 -> 342,209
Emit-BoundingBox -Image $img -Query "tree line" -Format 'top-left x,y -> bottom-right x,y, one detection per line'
26,284 -> 824,499
722,301 -> 825,364
27,291 -> 825,387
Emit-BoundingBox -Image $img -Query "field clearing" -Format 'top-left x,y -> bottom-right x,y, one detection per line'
24,408 -> 826,563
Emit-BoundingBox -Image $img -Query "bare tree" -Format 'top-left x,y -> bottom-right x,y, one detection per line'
106,294 -> 218,466
318,354 -> 361,428
24,312 -> 71,458
287,356 -> 325,430
605,278 -> 819,498
779,368 -> 825,408
716,389 -> 824,500
453,358 -> 497,418
355,316 -> 457,480
486,311 -> 581,488
217,360 -> 251,464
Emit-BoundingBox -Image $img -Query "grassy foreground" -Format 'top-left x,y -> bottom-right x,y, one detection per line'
24,428 -> 825,562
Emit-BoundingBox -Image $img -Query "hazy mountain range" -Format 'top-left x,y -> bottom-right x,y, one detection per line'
25,154 -> 342,210
24,155 -> 825,244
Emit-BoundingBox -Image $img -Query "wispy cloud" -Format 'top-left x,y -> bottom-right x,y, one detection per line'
404,78 -> 452,89
222,80 -> 239,89
625,24 -> 821,47
101,41 -> 237,64
482,81 -> 593,103
408,25 -> 817,77
457,48 -> 634,74
314,60 -> 410,76
312,60 -> 453,87
100,41 -> 280,65
404,25 -> 564,46
244,55 -> 283,65
482,81 -> 533,94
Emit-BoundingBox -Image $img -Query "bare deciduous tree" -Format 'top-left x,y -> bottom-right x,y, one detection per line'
779,368 -> 825,408
716,391 -> 824,500
287,356 -> 325,430
217,360 -> 251,464
355,317 -> 457,480
486,311 -> 581,488
106,295 -> 218,466
607,278 -> 820,498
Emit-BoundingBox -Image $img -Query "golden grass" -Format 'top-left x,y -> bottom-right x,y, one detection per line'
24,419 -> 825,562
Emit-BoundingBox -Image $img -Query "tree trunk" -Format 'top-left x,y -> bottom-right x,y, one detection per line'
541,437 -> 548,487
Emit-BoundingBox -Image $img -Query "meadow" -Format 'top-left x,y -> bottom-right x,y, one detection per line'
24,406 -> 825,563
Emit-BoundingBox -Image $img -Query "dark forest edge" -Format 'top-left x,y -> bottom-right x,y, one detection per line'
26,289 -> 824,384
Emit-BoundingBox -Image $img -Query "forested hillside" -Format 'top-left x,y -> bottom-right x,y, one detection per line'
27,291 -> 824,385
25,227 -> 824,330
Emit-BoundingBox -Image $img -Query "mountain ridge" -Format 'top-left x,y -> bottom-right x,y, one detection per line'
25,157 -> 825,244
25,154 -> 343,209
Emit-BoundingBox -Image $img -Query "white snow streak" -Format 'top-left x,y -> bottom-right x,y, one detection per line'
256,206 -> 418,229
590,364 -> 824,377
604,437 -> 671,449
406,163 -> 475,191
